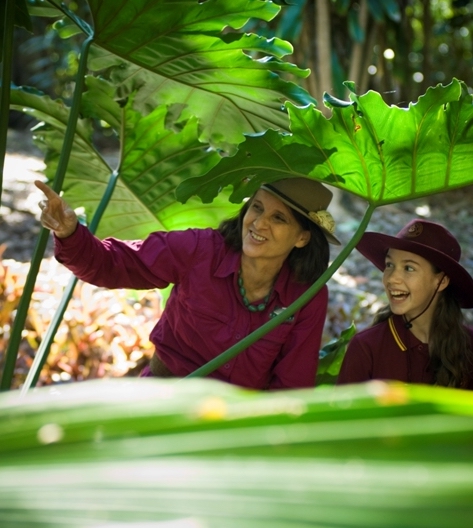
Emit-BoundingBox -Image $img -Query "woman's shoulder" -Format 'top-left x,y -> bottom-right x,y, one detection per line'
146,227 -> 224,249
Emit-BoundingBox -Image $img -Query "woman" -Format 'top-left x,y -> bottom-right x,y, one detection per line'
35,177 -> 340,390
337,219 -> 473,389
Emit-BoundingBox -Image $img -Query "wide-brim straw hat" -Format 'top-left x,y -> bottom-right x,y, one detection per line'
260,177 -> 341,245
357,218 -> 473,308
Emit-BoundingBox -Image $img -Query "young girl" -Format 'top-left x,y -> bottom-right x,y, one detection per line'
337,219 -> 473,389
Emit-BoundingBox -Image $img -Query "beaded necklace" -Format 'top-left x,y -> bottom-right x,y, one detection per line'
238,268 -> 272,312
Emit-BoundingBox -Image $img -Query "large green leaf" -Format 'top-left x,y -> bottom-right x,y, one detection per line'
176,117 -> 338,203
178,79 -> 473,205
85,0 -> 315,153
1,379 -> 473,526
10,85 -> 240,239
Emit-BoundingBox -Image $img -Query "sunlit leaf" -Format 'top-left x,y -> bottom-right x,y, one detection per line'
85,0 -> 315,153
176,108 -> 338,203
10,86 -> 240,239
316,322 -> 356,385
179,79 -> 473,207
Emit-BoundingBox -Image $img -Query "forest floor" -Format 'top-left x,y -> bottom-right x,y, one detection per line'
3,128 -> 473,386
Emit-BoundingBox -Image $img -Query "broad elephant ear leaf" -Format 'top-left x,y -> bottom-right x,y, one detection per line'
176,119 -> 336,203
178,79 -> 473,206
10,86 -> 240,239
322,78 -> 473,203
85,0 -> 315,154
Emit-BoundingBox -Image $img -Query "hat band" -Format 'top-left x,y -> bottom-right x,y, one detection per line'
308,210 -> 336,235
262,183 -> 335,234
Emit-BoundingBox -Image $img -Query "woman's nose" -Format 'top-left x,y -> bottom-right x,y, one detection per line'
253,214 -> 269,229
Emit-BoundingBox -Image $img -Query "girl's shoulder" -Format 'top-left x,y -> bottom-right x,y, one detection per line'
349,318 -> 392,345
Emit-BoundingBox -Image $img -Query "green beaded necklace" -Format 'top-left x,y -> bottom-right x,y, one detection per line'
238,268 -> 272,312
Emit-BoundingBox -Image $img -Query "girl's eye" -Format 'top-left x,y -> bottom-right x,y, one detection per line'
385,261 -> 393,269
405,265 -> 415,272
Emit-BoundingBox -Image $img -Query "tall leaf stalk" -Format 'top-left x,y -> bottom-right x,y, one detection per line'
0,34 -> 94,390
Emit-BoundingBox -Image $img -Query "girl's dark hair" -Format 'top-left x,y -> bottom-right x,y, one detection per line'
429,287 -> 472,387
218,198 -> 329,284
372,270 -> 473,388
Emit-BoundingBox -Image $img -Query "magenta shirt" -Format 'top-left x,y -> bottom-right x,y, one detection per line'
54,224 -> 328,389
337,314 -> 473,389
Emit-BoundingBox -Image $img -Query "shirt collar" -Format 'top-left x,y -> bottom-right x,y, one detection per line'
214,245 -> 240,278
389,315 -> 423,351
214,245 -> 294,300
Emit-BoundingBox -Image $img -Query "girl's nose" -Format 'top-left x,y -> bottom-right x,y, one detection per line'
385,267 -> 400,284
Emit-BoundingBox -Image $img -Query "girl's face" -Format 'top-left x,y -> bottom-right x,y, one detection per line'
241,189 -> 310,267
382,248 -> 449,324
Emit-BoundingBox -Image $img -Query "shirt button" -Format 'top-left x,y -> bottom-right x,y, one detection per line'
417,345 -> 423,351
235,334 -> 241,339
224,363 -> 230,369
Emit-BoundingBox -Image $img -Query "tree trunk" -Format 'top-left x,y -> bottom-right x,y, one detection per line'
346,0 -> 369,97
421,0 -> 433,94
315,0 -> 332,116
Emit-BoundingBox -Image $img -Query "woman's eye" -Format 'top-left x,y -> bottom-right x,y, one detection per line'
274,215 -> 287,223
252,203 -> 263,212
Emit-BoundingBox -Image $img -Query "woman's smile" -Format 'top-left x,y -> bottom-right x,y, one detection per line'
249,230 -> 266,243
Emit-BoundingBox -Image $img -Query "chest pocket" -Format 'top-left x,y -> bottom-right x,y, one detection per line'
179,295 -> 234,352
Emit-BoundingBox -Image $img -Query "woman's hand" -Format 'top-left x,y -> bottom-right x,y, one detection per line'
34,180 -> 78,238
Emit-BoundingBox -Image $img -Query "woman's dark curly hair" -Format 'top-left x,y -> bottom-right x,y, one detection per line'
218,197 -> 330,284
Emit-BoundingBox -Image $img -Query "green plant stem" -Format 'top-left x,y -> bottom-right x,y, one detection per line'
0,35 -> 94,391
185,203 -> 376,379
21,170 -> 120,394
0,0 -> 15,204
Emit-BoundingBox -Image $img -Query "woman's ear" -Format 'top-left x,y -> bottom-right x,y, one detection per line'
295,230 -> 311,249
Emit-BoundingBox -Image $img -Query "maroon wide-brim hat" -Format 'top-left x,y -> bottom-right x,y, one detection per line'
356,218 -> 473,309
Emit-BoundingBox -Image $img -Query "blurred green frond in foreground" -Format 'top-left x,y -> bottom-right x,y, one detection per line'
1,377 -> 473,527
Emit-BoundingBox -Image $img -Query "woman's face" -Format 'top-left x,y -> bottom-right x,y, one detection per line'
241,189 -> 310,266
382,248 -> 449,323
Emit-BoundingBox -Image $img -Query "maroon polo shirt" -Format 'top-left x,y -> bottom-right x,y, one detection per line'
337,314 -> 473,389
54,224 -> 328,390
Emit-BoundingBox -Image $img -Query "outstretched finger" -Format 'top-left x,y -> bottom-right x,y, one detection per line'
34,180 -> 61,202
